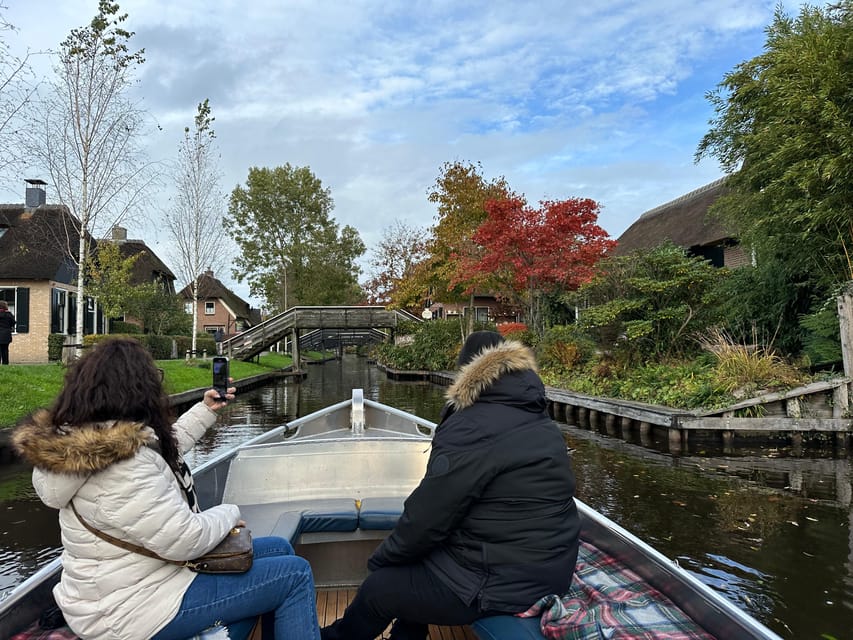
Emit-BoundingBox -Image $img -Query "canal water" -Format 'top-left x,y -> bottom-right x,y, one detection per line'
0,355 -> 850,638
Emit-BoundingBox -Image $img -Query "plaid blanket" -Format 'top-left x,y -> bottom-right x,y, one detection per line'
517,541 -> 716,640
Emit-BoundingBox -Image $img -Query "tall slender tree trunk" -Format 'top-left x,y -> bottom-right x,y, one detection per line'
191,277 -> 200,357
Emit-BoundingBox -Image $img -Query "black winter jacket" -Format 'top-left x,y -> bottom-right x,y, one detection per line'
368,340 -> 580,613
0,310 -> 15,345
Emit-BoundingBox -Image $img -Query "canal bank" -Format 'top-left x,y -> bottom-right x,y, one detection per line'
377,362 -> 853,456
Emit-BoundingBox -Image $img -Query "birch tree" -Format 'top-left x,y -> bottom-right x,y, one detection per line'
165,99 -> 227,356
24,1 -> 152,351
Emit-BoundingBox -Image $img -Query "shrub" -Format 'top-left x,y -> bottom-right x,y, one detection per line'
47,334 -> 67,361
109,320 -> 142,334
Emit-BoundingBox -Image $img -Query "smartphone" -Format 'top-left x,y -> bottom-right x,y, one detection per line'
212,356 -> 229,402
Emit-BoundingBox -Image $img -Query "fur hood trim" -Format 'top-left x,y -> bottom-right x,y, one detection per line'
446,340 -> 538,410
12,409 -> 154,475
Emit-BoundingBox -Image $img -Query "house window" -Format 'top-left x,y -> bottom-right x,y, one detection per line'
0,288 -> 15,316
475,307 -> 490,323
205,301 -> 216,315
184,302 -> 193,314
51,288 -> 70,334
0,287 -> 28,333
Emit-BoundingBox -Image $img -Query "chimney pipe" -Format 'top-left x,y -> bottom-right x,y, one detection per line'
25,179 -> 47,208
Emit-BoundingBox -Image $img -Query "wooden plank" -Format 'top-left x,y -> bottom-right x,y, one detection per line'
316,588 -> 477,639
546,388 -> 682,426
678,416 -> 853,432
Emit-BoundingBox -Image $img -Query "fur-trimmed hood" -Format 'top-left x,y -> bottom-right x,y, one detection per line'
12,409 -> 154,475
446,339 -> 540,410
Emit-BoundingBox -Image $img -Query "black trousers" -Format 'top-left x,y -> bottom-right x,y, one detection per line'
320,563 -> 504,640
0,343 -> 8,365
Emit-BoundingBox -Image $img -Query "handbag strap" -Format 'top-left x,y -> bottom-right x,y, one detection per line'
69,501 -> 185,567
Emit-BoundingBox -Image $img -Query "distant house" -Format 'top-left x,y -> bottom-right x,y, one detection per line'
179,269 -> 261,338
97,226 -> 177,331
614,178 -> 750,268
0,180 -> 107,363
107,226 -> 177,295
428,294 -> 520,324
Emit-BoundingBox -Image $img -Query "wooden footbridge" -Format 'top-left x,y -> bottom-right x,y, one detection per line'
221,306 -> 420,362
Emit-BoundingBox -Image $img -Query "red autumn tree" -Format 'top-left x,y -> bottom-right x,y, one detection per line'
454,197 -> 615,333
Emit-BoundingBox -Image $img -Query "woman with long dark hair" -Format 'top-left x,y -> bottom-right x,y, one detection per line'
13,338 -> 320,640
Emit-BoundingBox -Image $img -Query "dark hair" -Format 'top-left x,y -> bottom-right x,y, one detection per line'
51,338 -> 180,470
458,330 -> 505,366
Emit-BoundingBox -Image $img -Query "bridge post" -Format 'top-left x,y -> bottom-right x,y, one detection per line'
292,328 -> 300,369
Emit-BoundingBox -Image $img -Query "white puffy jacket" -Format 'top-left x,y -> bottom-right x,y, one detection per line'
13,402 -> 241,640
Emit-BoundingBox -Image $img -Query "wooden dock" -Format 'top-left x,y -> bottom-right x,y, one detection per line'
546,379 -> 853,455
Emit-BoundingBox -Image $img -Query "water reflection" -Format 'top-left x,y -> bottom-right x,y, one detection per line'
0,355 -> 850,638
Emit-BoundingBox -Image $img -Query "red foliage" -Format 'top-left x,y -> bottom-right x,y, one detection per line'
497,322 -> 528,337
453,197 -> 615,294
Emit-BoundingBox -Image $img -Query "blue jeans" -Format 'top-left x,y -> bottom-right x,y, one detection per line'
152,536 -> 320,640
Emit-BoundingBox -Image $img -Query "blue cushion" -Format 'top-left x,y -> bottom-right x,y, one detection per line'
358,496 -> 405,530
472,615 -> 544,640
266,499 -> 360,543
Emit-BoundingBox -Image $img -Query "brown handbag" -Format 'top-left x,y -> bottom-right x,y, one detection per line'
71,502 -> 253,574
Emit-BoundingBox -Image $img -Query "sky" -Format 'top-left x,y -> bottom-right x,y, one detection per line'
0,0 -> 821,307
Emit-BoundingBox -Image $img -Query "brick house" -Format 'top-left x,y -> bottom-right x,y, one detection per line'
0,181 -> 178,363
0,180 -> 109,363
614,177 -> 751,268
179,270 -> 261,338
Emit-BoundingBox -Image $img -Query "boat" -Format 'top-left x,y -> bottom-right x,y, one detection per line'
0,390 -> 782,639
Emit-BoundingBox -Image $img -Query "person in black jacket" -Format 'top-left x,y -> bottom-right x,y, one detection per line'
0,300 -> 15,365
321,331 -> 580,640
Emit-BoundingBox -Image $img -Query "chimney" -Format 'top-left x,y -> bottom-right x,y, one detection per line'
25,179 -> 47,208
111,226 -> 128,242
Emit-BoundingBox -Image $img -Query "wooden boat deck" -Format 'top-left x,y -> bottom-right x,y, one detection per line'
317,588 -> 478,639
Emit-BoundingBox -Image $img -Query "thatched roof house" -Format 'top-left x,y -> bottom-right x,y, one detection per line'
614,178 -> 749,268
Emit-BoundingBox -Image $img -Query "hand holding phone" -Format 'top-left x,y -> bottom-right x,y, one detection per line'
212,356 -> 230,402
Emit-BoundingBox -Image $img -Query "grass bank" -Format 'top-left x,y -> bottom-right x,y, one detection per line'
0,351 -> 314,428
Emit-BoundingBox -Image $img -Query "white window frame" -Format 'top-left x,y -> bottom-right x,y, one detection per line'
205,301 -> 216,315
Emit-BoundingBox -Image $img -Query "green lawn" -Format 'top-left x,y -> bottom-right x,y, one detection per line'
0,351 -> 306,428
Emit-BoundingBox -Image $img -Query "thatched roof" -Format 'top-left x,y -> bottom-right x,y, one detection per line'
0,204 -> 81,283
111,240 -> 176,292
614,178 -> 734,255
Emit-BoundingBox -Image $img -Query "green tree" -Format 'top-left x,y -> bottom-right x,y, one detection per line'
226,165 -> 365,310
126,284 -> 191,336
85,241 -> 141,323
696,1 -> 853,290
571,243 -> 726,363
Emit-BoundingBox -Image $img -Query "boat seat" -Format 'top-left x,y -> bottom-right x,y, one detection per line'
358,496 -> 405,530
471,615 -> 543,639
239,499 -> 360,543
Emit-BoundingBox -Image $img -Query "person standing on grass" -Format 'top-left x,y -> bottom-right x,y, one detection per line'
0,300 -> 15,365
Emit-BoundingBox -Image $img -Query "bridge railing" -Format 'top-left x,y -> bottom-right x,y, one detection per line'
221,306 -> 419,360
